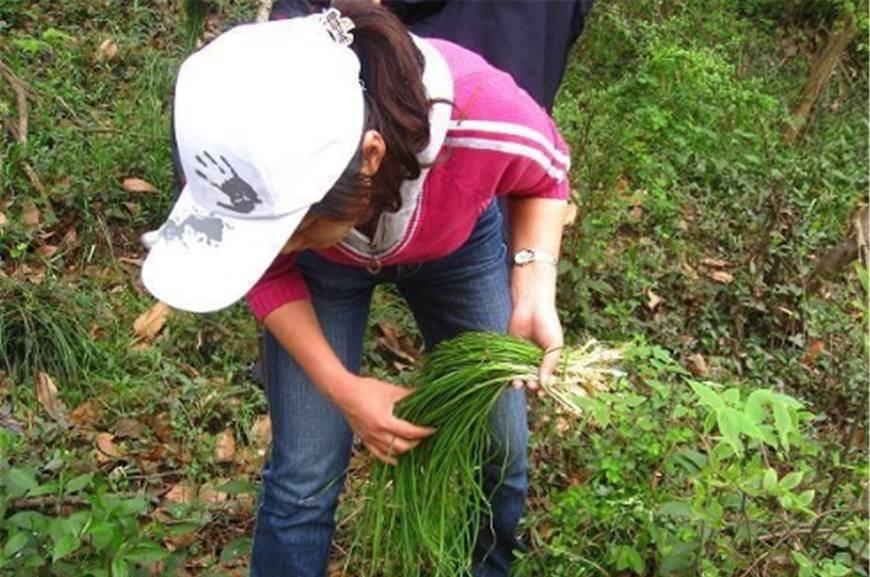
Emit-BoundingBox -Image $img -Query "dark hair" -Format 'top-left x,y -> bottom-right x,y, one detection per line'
308,0 -> 431,223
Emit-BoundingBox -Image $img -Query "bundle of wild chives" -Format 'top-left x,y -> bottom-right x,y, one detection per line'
352,332 -> 623,577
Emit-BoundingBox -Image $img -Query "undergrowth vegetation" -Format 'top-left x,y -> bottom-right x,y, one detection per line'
0,1 -> 867,576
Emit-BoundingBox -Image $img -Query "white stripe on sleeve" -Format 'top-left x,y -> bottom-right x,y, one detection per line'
443,137 -> 567,182
447,119 -> 570,168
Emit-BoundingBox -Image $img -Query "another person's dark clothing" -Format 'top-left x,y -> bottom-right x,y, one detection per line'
270,0 -> 594,111
384,0 -> 593,111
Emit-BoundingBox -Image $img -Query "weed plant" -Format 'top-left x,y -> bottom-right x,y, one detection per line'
0,277 -> 102,386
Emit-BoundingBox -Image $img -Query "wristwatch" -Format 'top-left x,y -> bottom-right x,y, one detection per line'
512,248 -> 558,267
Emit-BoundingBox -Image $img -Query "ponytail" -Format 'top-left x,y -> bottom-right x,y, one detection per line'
310,0 -> 431,222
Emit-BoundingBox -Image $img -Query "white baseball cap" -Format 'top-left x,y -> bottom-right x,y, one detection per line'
142,12 -> 364,312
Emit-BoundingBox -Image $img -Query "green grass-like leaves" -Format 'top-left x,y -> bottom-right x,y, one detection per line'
0,276 -> 102,385
353,332 -> 624,577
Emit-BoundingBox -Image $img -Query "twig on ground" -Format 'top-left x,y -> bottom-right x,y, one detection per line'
0,58 -> 32,143
738,526 -> 799,577
0,58 -> 50,200
13,492 -> 139,511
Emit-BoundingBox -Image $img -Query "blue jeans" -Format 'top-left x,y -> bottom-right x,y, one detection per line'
250,203 -> 528,577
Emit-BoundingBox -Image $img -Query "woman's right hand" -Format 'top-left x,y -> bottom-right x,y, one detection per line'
334,375 -> 435,465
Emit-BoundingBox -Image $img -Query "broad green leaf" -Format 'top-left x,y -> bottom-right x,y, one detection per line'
65,473 -> 93,494
29,480 -> 59,497
123,542 -> 169,563
690,381 -> 724,411
762,468 -> 777,494
717,408 -> 744,454
793,551 -> 814,577
826,563 -> 852,576
780,471 -> 803,491
52,534 -> 81,562
20,552 -> 45,568
165,522 -> 202,536
5,468 -> 39,497
671,448 -> 707,474
7,511 -> 48,532
772,401 -> 792,450
111,556 -> 129,577
118,498 -> 150,516
89,521 -> 120,552
3,532 -> 28,556
659,501 -> 693,519
614,545 -> 645,575
722,387 -> 741,405
797,489 -> 815,508
792,551 -> 812,567
659,542 -> 698,574
735,409 -> 764,440
745,389 -> 773,423
214,479 -> 258,495
219,537 -> 253,564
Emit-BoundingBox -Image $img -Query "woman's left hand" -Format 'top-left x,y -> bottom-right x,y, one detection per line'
508,262 -> 563,392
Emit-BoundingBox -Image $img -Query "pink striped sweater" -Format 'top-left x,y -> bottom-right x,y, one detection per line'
246,38 -> 571,322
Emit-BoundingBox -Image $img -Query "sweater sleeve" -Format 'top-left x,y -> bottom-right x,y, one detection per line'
245,253 -> 311,322
448,68 -> 571,201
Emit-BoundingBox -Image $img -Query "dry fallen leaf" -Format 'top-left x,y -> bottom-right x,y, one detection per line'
62,226 -> 78,246
709,270 -> 734,285
378,323 -> 421,364
96,38 -> 118,61
645,289 -> 664,311
122,177 -> 157,194
114,417 -> 144,439
133,301 -> 171,341
163,481 -> 197,506
19,264 -> 46,285
69,399 -> 102,430
36,245 -> 58,259
800,339 -> 826,367
251,415 -> 272,457
686,353 -> 708,377
701,257 -> 731,268
615,177 -> 630,194
215,429 -> 236,463
199,483 -> 228,505
151,411 -> 173,443
36,372 -> 66,422
0,212 -> 7,227
95,432 -> 124,462
138,443 -> 167,462
123,202 -> 141,216
22,203 -> 41,227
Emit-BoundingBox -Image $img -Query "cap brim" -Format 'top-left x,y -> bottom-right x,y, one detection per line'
142,185 -> 306,313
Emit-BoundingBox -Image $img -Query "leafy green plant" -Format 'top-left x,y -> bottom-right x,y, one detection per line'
516,341 -> 868,577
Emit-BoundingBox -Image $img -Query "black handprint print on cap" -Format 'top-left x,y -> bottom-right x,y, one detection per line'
194,151 -> 263,214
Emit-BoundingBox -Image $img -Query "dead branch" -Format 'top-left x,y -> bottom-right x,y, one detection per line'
783,14 -> 858,143
0,58 -> 32,143
806,204 -> 870,294
21,161 -> 47,197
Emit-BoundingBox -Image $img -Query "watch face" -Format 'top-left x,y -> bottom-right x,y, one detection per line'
514,249 -> 534,265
